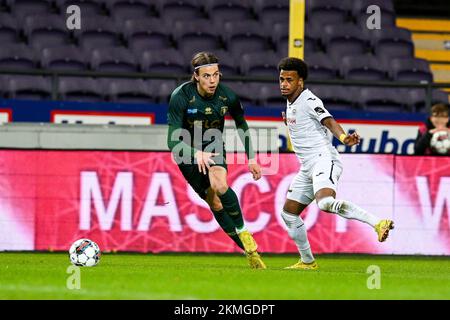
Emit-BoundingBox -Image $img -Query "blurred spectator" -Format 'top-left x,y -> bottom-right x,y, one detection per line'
414,103 -> 450,155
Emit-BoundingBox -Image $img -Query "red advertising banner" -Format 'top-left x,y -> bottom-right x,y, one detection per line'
0,151 -> 449,255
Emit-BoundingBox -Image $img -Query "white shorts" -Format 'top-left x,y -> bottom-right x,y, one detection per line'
287,157 -> 343,205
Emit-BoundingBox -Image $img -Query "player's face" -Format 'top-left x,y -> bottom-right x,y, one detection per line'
279,70 -> 303,100
431,112 -> 449,128
195,65 -> 220,97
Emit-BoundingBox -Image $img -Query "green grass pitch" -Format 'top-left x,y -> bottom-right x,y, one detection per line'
0,252 -> 449,300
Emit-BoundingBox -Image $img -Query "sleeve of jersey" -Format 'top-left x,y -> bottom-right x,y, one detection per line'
228,95 -> 255,160
306,99 -> 333,124
166,92 -> 197,158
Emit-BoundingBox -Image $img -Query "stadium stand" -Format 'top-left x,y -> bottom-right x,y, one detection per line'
0,0 -> 448,111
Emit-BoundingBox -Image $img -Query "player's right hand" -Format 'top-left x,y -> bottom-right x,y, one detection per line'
195,151 -> 219,175
281,111 -> 287,125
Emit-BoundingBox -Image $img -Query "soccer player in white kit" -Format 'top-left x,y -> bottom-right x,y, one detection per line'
278,57 -> 395,270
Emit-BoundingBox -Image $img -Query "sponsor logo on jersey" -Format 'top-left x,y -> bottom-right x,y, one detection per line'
205,107 -> 213,115
187,109 -> 198,114
314,107 -> 325,115
220,106 -> 228,116
287,118 -> 296,124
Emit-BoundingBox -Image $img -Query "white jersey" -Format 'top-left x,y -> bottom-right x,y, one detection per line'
285,88 -> 340,165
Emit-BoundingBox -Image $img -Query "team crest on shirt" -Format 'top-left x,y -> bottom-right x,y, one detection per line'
314,106 -> 325,115
220,106 -> 228,116
205,107 -> 213,115
219,96 -> 228,102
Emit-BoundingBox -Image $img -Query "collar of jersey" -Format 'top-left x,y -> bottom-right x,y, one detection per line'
288,88 -> 308,105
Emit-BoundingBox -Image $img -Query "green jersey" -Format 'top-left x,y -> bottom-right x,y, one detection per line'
167,81 -> 254,160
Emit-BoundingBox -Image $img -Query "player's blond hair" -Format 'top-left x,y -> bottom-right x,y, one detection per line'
191,52 -> 219,83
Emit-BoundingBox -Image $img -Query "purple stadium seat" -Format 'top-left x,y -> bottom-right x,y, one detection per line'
9,0 -> 53,21
365,27 -> 412,47
276,36 -> 288,59
74,16 -> 121,51
259,83 -> 286,107
305,53 -> 338,80
254,0 -> 289,17
0,13 -> 20,44
6,75 -> 52,100
390,57 -> 433,82
240,51 -> 279,78
123,18 -> 172,52
173,19 -> 218,42
271,21 -> 288,46
223,20 -> 268,45
308,84 -> 357,111
58,77 -> 105,102
148,79 -> 178,103
323,23 -> 369,57
307,0 -> 350,25
0,43 -> 36,70
41,45 -> 88,71
90,47 -> 138,72
140,48 -> 186,74
258,8 -> 289,27
210,49 -> 239,76
340,54 -> 388,81
227,31 -> 271,57
24,14 -> 72,50
205,0 -> 253,23
56,0 -> 105,17
220,81 -> 259,106
406,89 -> 449,113
106,78 -> 153,104
158,1 -> 204,21
375,40 -> 414,59
356,87 -> 408,112
105,0 -> 154,21
178,34 -> 222,59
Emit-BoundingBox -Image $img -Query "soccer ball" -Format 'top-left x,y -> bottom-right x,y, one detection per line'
69,239 -> 101,267
430,130 -> 450,155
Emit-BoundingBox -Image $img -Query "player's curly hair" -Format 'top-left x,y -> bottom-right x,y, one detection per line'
278,57 -> 308,81
191,52 -> 219,83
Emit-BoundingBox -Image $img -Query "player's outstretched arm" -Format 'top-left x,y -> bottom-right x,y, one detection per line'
322,117 -> 360,146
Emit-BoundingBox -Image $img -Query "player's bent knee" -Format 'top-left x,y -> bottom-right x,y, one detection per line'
211,182 -> 229,195
317,196 -> 335,212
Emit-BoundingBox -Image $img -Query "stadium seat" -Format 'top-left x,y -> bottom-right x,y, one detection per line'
253,0 -> 289,17
0,13 -> 20,44
177,34 -> 222,60
0,43 -> 36,70
41,45 -> 89,71
305,53 -> 339,80
390,57 -> 433,82
173,18 -> 219,44
58,77 -> 105,102
56,0 -> 106,17
212,49 -> 240,76
307,0 -> 350,25
365,27 -> 412,47
323,23 -> 369,57
271,21 -> 288,47
106,78 -> 153,104
105,0 -> 154,21
308,84 -> 357,111
6,75 -> 52,100
356,87 -> 408,112
24,14 -> 72,51
148,79 -> 178,103
123,18 -> 172,52
157,0 -> 205,21
375,40 -> 414,60
205,0 -> 253,23
406,89 -> 449,113
240,51 -> 279,78
140,48 -> 186,74
259,83 -> 286,107
74,16 -> 121,51
258,7 -> 289,27
220,80 -> 259,106
9,0 -> 53,21
89,47 -> 138,73
223,20 -> 268,46
340,54 -> 388,81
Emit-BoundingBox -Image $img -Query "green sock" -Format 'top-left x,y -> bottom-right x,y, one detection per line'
212,209 -> 244,250
218,187 -> 245,230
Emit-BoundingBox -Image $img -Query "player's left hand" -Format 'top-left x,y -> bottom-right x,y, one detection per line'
343,132 -> 360,146
248,159 -> 262,181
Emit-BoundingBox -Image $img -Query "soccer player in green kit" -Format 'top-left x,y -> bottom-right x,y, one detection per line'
167,52 -> 266,269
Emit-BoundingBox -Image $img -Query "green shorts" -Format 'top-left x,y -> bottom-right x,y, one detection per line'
177,154 -> 227,200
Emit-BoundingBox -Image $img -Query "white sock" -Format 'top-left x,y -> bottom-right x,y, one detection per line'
317,196 -> 379,227
281,210 -> 315,263
236,225 -> 248,233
